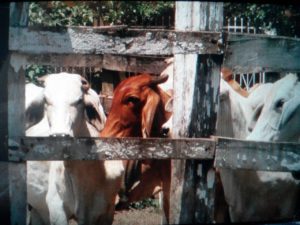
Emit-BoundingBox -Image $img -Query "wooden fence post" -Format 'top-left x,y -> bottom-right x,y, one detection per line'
4,3 -> 29,225
169,2 -> 223,224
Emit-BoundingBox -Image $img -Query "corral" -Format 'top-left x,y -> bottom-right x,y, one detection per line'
1,2 -> 300,225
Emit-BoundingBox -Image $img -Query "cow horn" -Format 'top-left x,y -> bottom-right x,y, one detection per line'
81,77 -> 90,92
150,74 -> 169,85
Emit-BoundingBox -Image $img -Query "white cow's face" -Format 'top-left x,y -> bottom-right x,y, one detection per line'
247,74 -> 300,142
42,73 -> 87,137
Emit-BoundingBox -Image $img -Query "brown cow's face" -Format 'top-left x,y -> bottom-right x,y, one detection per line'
100,74 -> 170,138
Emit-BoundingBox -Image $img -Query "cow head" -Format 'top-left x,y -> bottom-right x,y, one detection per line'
247,73 -> 300,142
100,74 -> 172,138
26,72 -> 106,137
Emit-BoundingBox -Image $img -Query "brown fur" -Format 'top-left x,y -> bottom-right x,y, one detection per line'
100,74 -> 172,222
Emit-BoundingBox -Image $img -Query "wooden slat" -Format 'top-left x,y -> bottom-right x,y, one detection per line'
223,33 -> 300,73
215,137 -> 300,172
9,2 -> 29,27
170,2 -> 223,224
9,27 -> 222,55
7,136 -> 300,171
0,57 -> 11,224
10,52 -> 170,74
7,3 -> 29,224
8,137 -> 215,161
0,4 -> 11,224
7,53 -> 27,225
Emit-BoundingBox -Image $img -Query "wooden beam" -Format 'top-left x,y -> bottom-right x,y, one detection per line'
223,33 -> 300,73
170,2 -> 223,224
7,53 -> 27,225
8,137 -> 215,161
215,137 -> 300,172
9,2 -> 29,27
6,3 -> 30,224
0,57 -> 11,225
9,27 -> 222,55
10,52 -> 171,74
6,136 -> 300,171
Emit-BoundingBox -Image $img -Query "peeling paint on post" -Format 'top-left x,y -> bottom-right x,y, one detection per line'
170,1 -> 223,224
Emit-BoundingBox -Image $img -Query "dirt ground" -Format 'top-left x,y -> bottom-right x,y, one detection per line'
69,206 -> 162,225
113,207 -> 163,225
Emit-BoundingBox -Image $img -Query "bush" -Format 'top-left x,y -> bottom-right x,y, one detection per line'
29,1 -> 94,27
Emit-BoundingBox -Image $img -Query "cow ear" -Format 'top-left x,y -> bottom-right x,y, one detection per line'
84,89 -> 107,132
164,97 -> 173,113
141,89 -> 160,138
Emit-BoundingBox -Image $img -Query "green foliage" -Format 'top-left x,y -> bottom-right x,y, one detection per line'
129,197 -> 159,210
29,1 -> 174,27
29,1 -> 94,27
224,3 -> 300,37
25,65 -> 52,83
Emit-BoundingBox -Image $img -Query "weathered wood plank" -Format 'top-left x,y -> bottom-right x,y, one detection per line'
8,53 -> 27,225
176,2 -> 223,32
170,2 -> 223,224
9,2 -> 29,27
8,137 -> 215,161
215,137 -> 300,172
10,52 -> 171,74
223,33 -> 300,73
7,4 -> 29,224
0,4 -> 11,224
0,57 -> 11,224
9,27 -> 222,55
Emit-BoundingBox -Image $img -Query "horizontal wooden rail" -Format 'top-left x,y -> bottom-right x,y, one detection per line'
215,137 -> 300,172
223,33 -> 300,74
9,27 -> 223,55
6,136 -> 300,173
7,137 -> 215,161
10,52 -> 171,74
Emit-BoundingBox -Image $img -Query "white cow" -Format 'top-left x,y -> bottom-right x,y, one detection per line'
217,78 -> 273,139
219,74 -> 300,222
25,82 -> 45,129
247,73 -> 300,141
26,73 -> 123,225
159,57 -> 174,138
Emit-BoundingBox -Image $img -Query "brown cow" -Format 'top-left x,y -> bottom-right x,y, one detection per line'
100,73 -> 172,223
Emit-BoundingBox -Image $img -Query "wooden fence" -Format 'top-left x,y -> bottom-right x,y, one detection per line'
1,2 -> 300,225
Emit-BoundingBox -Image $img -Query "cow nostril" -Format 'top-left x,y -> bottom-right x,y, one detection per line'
248,127 -> 253,132
161,127 -> 170,136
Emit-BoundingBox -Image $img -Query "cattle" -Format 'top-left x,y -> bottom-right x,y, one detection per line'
218,73 -> 300,222
216,76 -> 274,222
159,57 -> 174,138
26,72 -> 123,225
232,73 -> 300,222
247,73 -> 300,141
217,78 -> 273,139
100,73 -> 172,223
25,82 -> 45,129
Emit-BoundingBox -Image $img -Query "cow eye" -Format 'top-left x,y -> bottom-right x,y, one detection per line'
125,96 -> 140,105
275,99 -> 285,110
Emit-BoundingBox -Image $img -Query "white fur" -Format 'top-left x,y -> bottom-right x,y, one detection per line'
26,73 -> 123,225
